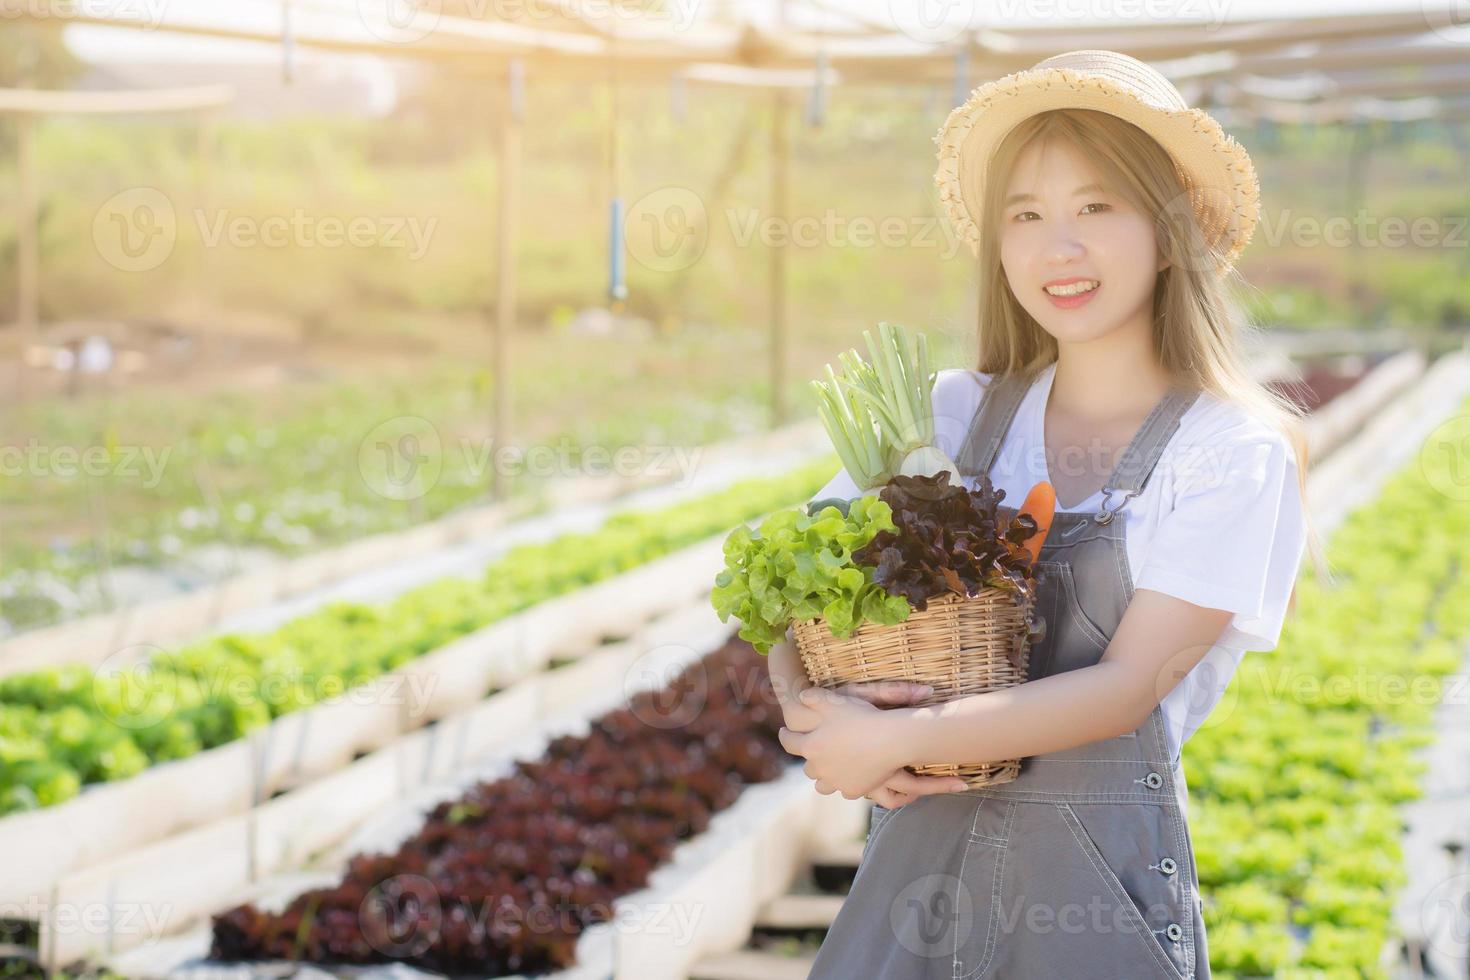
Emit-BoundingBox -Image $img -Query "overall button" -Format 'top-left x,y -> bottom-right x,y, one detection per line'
1165,922 -> 1183,942
1143,771 -> 1164,789
1159,857 -> 1178,875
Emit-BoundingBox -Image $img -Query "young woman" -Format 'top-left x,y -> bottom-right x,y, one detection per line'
770,51 -> 1328,979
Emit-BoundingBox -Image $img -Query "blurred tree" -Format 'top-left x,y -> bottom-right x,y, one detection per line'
0,22 -> 82,157
0,22 -> 81,88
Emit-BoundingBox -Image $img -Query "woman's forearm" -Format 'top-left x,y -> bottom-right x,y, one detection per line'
887,660 -> 1151,767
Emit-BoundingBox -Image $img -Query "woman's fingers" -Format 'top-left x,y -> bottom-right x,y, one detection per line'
833,680 -> 934,707
863,769 -> 968,811
867,787 -> 912,808
882,769 -> 970,796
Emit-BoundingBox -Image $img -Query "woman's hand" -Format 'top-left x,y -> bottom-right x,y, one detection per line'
783,682 -> 967,804
779,686 -> 958,801
767,638 -> 965,804
865,766 -> 970,809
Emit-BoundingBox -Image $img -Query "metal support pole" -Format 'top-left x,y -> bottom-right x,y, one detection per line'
491,61 -> 523,501
769,88 -> 791,427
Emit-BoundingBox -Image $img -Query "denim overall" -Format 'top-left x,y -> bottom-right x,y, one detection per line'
806,372 -> 1209,980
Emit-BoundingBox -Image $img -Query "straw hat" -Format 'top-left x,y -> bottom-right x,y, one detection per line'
933,49 -> 1261,277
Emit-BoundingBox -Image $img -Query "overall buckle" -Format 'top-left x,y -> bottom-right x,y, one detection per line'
1093,485 -> 1140,525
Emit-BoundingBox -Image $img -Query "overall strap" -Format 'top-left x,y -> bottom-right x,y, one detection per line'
955,372 -> 1033,481
1093,384 -> 1201,523
953,366 -> 1202,522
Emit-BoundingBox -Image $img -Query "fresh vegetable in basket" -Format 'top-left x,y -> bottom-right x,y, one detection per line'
1016,481 -> 1057,564
710,474 -> 1050,654
710,495 -> 912,654
810,321 -> 960,491
852,472 -> 1044,613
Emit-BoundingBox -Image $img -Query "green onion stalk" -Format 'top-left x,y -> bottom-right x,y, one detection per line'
809,321 -> 962,491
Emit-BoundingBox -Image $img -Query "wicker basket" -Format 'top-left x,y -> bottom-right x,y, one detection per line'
792,587 -> 1043,788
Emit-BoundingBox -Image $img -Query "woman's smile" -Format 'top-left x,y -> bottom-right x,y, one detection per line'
1043,278 -> 1101,309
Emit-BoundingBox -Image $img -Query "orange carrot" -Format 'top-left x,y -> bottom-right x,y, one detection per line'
1017,482 -> 1056,563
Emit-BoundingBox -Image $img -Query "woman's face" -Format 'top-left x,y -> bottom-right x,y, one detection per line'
997,136 -> 1166,346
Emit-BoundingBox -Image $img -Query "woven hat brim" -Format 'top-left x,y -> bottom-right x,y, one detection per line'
933,66 -> 1261,278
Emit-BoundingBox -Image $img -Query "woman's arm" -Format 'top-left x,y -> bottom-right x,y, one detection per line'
880,589 -> 1234,767
766,627 -> 812,708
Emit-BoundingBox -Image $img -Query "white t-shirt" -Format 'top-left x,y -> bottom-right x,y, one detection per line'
810,362 -> 1309,763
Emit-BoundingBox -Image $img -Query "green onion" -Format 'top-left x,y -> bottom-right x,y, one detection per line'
809,321 -> 961,490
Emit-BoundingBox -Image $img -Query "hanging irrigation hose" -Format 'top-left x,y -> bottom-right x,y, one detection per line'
807,49 -> 828,128
607,27 -> 628,306
1256,115 -> 1279,152
806,8 -> 829,129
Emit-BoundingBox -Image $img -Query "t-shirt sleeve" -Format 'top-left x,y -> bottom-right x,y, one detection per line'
809,464 -> 863,504
807,367 -> 988,505
1135,423 -> 1308,653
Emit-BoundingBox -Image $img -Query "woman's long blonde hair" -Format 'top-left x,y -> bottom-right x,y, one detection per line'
971,107 -> 1331,589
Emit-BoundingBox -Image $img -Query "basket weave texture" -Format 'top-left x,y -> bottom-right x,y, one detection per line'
792,587 -> 1036,788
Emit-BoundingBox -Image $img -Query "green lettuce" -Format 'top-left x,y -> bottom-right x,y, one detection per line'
710,495 -> 912,653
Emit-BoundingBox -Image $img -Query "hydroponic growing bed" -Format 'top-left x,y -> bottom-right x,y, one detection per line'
203,635 -> 788,975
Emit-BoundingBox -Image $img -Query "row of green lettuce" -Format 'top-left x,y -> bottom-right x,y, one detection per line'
1187,398 -> 1470,977
0,457 -> 838,817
